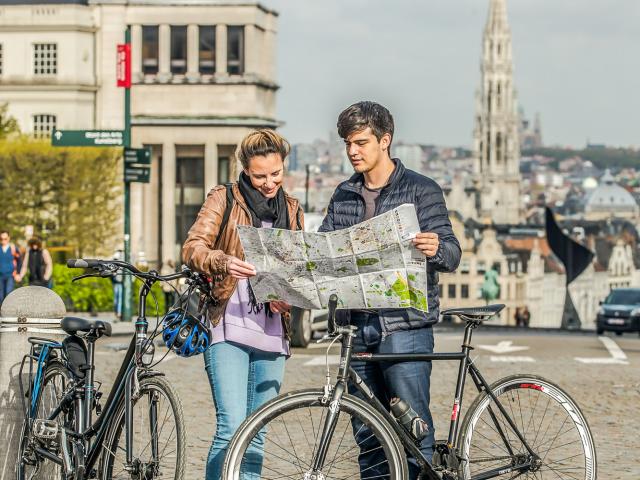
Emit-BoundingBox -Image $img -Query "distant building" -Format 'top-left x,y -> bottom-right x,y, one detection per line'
584,170 -> 640,221
0,0 -> 281,264
393,143 -> 425,173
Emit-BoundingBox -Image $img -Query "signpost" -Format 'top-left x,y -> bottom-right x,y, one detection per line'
51,130 -> 124,147
124,147 -> 151,183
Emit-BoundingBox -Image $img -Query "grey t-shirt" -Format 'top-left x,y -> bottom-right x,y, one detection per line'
362,185 -> 382,221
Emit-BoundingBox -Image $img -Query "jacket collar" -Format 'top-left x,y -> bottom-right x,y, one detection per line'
340,158 -> 406,195
230,182 -> 300,225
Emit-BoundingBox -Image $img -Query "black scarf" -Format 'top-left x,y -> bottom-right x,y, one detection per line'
238,172 -> 291,314
238,172 -> 290,229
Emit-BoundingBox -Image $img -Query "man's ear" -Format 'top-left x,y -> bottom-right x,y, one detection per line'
380,133 -> 391,152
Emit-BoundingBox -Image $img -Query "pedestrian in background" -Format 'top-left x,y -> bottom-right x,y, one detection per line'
17,236 -> 53,287
183,129 -> 304,480
0,230 -> 21,304
160,259 -> 177,313
111,249 -> 124,320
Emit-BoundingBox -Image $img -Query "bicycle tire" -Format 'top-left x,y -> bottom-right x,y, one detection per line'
222,388 -> 409,480
100,374 -> 186,480
458,374 -> 597,480
17,360 -> 73,480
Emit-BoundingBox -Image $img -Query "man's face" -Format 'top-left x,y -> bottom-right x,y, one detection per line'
244,153 -> 285,199
343,128 -> 391,174
0,233 -> 9,246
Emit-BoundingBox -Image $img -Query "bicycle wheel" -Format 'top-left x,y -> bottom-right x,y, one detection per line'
458,375 -> 596,480
17,360 -> 73,480
100,375 -> 186,479
222,389 -> 408,480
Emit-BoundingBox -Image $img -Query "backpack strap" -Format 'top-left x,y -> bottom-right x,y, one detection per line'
214,183 -> 235,249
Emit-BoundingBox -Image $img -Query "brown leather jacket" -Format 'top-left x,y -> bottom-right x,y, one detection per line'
182,183 -> 304,331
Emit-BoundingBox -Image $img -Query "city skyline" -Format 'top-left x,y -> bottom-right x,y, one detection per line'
265,0 -> 640,149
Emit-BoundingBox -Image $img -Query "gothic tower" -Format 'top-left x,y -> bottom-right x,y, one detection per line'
473,0 -> 522,224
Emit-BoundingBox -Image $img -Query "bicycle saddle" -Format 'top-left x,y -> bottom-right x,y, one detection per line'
61,316 -> 112,337
441,304 -> 505,321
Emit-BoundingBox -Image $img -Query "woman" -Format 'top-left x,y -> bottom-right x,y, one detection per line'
17,236 -> 53,287
182,129 -> 303,480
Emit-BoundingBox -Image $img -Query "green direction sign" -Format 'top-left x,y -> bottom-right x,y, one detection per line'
124,147 -> 151,183
124,147 -> 151,165
52,130 -> 124,147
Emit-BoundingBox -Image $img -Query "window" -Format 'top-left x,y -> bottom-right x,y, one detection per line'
227,26 -> 244,75
199,26 -> 216,74
33,43 -> 57,75
438,284 -> 443,298
0,44 -> 3,75
33,114 -> 56,138
448,284 -> 456,299
142,26 -> 159,75
461,284 -> 469,299
477,261 -> 486,274
170,26 -> 187,75
175,149 -> 204,248
460,259 -> 470,274
217,145 -> 236,184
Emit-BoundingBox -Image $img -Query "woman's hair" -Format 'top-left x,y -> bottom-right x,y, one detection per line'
28,236 -> 42,249
235,129 -> 290,169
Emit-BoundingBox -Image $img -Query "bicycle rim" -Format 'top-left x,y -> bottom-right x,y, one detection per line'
17,362 -> 71,480
458,375 -> 596,480
223,389 -> 408,480
101,375 -> 186,480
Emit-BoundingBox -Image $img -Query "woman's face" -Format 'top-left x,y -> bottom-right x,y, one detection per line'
244,153 -> 285,199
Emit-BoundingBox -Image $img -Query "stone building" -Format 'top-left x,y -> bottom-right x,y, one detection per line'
0,0 -> 280,265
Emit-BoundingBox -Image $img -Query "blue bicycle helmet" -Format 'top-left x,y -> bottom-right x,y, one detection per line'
162,308 -> 211,357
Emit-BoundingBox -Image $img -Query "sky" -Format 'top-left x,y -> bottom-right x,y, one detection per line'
263,0 -> 640,149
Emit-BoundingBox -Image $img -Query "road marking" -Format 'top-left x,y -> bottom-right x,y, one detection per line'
575,336 -> 629,365
477,341 -> 530,354
490,355 -> 535,363
303,355 -> 340,366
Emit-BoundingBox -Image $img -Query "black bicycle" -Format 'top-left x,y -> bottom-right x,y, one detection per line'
222,296 -> 596,480
16,258 -> 211,480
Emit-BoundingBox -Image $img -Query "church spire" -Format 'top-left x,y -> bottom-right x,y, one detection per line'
473,0 -> 522,224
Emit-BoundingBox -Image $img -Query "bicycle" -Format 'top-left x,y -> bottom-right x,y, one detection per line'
16,258 -> 212,480
222,295 -> 596,480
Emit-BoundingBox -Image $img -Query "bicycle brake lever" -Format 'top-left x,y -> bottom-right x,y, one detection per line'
72,273 -> 98,282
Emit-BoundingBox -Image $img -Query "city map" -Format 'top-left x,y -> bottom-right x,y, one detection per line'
237,204 -> 428,311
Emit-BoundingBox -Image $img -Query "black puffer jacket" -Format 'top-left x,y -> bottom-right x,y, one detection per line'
319,159 -> 461,334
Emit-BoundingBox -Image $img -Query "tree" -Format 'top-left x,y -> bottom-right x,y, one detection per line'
0,103 -> 20,139
0,138 -> 122,257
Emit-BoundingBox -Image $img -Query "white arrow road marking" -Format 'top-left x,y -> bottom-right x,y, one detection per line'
477,341 -> 530,354
575,336 -> 629,365
490,356 -> 535,363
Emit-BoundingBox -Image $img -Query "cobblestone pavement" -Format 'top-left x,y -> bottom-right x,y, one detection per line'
95,327 -> 640,479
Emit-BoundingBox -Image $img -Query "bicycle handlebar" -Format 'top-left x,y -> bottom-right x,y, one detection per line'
67,258 -> 200,283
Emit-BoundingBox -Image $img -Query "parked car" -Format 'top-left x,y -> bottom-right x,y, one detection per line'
290,212 -> 328,347
596,288 -> 640,336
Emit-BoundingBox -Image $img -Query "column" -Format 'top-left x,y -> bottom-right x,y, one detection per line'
130,182 -> 144,263
215,24 -> 227,76
243,24 -> 256,77
161,142 -> 176,263
204,142 -> 219,192
131,24 -> 142,82
158,24 -> 171,83
186,24 -> 199,83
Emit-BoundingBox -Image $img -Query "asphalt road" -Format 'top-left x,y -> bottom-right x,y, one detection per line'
94,327 -> 640,479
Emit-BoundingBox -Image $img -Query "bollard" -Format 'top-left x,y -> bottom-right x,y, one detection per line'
0,286 -> 67,480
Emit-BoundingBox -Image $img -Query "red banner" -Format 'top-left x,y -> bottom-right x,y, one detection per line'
116,44 -> 131,88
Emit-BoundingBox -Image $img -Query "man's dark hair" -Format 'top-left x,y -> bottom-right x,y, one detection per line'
0,230 -> 9,237
337,101 -> 394,154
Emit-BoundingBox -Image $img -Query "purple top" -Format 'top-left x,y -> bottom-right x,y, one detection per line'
212,221 -> 290,355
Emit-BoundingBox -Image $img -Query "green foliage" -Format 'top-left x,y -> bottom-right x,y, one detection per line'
0,103 -> 20,139
523,147 -> 640,170
52,264 -> 113,312
132,277 -> 166,318
0,137 -> 122,257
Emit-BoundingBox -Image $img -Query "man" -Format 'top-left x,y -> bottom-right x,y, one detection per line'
319,101 -> 461,478
0,231 -> 21,304
16,237 -> 53,287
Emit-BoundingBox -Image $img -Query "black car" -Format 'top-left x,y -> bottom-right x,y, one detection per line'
596,288 -> 640,336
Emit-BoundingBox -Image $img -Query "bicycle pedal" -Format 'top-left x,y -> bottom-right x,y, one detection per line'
32,419 -> 59,441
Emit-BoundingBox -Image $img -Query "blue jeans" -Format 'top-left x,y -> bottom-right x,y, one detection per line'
204,341 -> 286,480
112,283 -> 123,317
0,274 -> 15,305
349,312 -> 435,480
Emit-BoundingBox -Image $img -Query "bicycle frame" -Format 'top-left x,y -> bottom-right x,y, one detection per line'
22,276 -> 162,479
317,322 -> 538,480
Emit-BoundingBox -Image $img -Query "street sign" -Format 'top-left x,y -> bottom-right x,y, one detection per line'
52,130 -> 124,147
124,147 -> 151,183
117,44 -> 131,88
124,147 -> 151,165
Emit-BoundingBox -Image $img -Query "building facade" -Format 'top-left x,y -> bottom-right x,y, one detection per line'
0,0 -> 279,265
